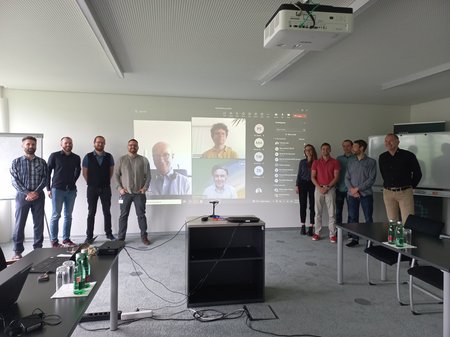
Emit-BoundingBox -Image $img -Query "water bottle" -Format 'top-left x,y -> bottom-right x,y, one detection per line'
73,253 -> 86,295
387,220 -> 396,244
395,221 -> 404,247
81,249 -> 91,288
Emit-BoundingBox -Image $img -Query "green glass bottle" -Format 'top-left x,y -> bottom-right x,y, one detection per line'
387,219 -> 396,244
81,249 -> 91,288
73,253 -> 86,295
395,221 -> 404,247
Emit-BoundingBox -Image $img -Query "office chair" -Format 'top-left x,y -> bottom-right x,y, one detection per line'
405,216 -> 445,315
364,214 -> 442,305
364,240 -> 411,305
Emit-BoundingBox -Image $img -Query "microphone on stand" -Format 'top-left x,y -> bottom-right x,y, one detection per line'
209,200 -> 219,218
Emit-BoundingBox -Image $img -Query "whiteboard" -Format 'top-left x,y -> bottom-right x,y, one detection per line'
0,133 -> 44,200
368,132 -> 450,190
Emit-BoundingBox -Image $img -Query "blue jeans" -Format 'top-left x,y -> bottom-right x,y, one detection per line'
118,193 -> 148,240
13,191 -> 45,254
347,194 -> 374,241
50,188 -> 77,242
335,190 -> 349,224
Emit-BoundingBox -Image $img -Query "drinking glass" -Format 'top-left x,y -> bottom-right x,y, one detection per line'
404,228 -> 412,245
55,265 -> 70,291
63,260 -> 75,283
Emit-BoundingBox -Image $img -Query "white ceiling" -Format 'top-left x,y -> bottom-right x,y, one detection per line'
0,0 -> 449,105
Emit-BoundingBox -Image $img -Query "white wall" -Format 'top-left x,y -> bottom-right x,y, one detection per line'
411,96 -> 450,233
3,89 -> 410,240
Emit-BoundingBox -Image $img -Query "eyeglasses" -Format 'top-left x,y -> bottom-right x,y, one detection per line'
152,153 -> 171,160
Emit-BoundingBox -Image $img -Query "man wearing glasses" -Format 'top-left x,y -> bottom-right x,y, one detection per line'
149,141 -> 191,195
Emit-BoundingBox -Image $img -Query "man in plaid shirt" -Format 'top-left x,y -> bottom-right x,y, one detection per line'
10,136 -> 48,260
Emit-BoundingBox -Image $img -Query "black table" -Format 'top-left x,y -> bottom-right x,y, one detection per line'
1,247 -> 120,336
336,222 -> 450,337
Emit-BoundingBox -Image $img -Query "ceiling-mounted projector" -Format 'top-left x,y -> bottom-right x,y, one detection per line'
264,3 -> 353,50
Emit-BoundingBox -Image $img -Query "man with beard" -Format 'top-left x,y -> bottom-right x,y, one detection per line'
345,139 -> 377,247
47,136 -> 81,247
82,136 -> 115,244
115,139 -> 151,244
10,136 -> 48,259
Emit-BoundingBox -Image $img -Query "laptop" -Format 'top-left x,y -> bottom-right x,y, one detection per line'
30,236 -> 97,274
0,263 -> 32,312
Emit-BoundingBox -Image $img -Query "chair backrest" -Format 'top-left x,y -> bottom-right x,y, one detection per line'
404,214 -> 444,238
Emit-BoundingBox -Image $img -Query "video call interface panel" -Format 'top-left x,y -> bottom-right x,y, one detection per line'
134,109 -> 308,205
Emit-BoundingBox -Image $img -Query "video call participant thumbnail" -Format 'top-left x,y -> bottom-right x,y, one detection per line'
203,165 -> 237,199
149,141 -> 191,195
202,123 -> 238,159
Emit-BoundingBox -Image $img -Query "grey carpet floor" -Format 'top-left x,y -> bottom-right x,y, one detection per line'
1,229 -> 443,337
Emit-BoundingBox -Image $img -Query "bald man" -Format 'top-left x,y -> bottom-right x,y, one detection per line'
149,142 -> 191,195
379,133 -> 422,223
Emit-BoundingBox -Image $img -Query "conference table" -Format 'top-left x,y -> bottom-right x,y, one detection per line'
0,247 -> 121,336
336,222 -> 450,337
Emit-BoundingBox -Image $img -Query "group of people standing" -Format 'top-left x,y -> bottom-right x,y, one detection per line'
296,133 -> 422,246
10,136 -> 151,260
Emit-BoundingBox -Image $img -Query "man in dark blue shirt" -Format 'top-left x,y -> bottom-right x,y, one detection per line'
47,137 -> 81,247
82,136 -> 115,244
379,133 -> 422,223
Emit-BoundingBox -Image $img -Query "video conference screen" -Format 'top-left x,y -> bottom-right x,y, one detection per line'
134,109 -> 308,205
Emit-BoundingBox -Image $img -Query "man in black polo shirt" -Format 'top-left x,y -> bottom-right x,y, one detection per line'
82,136 -> 115,244
379,133 -> 422,223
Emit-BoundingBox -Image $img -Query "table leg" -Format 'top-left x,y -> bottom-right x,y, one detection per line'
337,227 -> 343,284
110,257 -> 119,331
444,271 -> 450,337
381,262 -> 387,281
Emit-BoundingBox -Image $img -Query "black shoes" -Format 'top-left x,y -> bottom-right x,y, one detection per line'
346,240 -> 359,247
301,226 -> 314,237
300,225 -> 307,235
84,237 -> 95,245
106,233 -> 116,241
